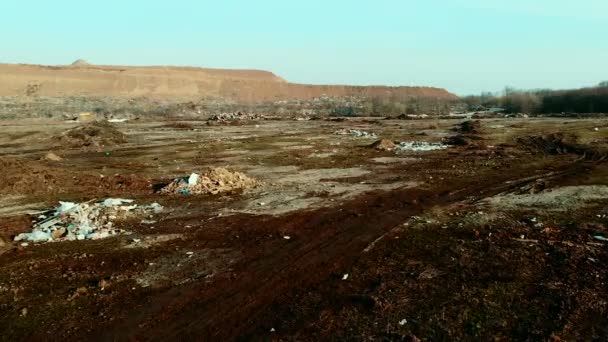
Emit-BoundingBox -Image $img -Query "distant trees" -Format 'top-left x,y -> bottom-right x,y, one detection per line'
463,84 -> 608,114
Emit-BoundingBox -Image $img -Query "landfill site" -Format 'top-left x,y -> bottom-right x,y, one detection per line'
1,63 -> 608,341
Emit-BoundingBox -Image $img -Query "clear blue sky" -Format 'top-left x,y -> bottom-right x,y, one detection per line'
1,0 -> 607,95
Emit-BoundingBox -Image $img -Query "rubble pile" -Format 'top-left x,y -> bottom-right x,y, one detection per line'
395,141 -> 449,152
334,129 -> 378,139
160,168 -> 259,195
208,112 -> 264,123
14,199 -> 163,243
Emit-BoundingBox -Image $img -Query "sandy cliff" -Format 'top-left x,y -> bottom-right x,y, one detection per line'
0,63 -> 457,101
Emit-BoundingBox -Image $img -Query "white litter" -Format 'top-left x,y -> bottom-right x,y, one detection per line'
399,319 -> 407,325
342,274 -> 349,280
394,141 -> 448,152
594,235 -> 608,242
187,173 -> 199,186
334,129 -> 378,139
283,236 -> 291,240
14,199 -> 163,243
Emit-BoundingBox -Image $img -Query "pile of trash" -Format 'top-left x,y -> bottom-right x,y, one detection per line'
208,112 -> 264,123
394,141 -> 449,152
14,199 -> 163,243
55,121 -> 127,149
334,129 -> 378,139
160,167 -> 259,195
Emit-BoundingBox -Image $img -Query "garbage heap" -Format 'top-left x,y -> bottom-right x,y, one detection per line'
160,168 -> 259,195
14,199 -> 163,243
334,129 -> 378,138
394,141 -> 449,152
208,112 -> 264,123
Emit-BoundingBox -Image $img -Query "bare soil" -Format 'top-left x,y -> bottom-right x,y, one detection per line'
0,117 -> 607,341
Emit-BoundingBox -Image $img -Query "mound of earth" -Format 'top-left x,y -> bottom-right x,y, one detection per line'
368,139 -> 396,151
160,168 -> 259,195
71,59 -> 90,66
0,156 -> 150,196
55,121 -> 127,149
517,133 -> 607,160
42,152 -> 63,161
454,120 -> 482,134
443,120 -> 485,147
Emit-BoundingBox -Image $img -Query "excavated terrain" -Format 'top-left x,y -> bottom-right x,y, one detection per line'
0,116 -> 607,340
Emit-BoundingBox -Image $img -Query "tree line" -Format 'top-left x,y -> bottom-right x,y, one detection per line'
462,82 -> 608,114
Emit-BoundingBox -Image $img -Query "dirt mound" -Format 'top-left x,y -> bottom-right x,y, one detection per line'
71,59 -> 90,66
55,121 -> 127,149
454,120 -> 482,134
160,168 -> 259,195
42,152 -> 63,161
368,139 -> 396,151
517,133 -> 607,160
443,120 -> 485,146
0,156 -> 151,196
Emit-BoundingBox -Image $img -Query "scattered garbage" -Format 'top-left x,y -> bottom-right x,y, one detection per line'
283,236 -> 291,240
594,235 -> 608,242
14,198 -> 163,243
208,112 -> 264,123
160,168 -> 259,195
399,319 -> 408,325
368,139 -> 396,151
394,141 -> 448,152
334,129 -> 377,139
342,274 -> 349,280
107,119 -> 128,123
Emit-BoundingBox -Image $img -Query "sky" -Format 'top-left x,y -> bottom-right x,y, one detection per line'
1,0 -> 607,95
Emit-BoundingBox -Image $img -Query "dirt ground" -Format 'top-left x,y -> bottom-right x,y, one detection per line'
1,117 -> 607,340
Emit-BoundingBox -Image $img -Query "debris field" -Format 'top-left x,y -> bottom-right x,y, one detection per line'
0,117 -> 607,341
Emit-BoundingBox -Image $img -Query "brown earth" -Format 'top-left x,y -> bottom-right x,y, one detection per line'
1,117 -> 607,341
0,63 -> 457,102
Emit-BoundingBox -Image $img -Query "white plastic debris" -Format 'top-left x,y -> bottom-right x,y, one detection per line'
399,319 -> 407,326
102,198 -> 135,207
14,230 -> 52,242
188,173 -> 199,186
334,129 -> 377,139
594,235 -> 608,242
14,199 -> 163,244
342,274 -> 349,280
57,201 -> 77,213
394,141 -> 448,152
283,236 -> 291,240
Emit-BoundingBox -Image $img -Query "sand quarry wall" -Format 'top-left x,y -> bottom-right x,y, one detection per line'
0,63 -> 457,102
